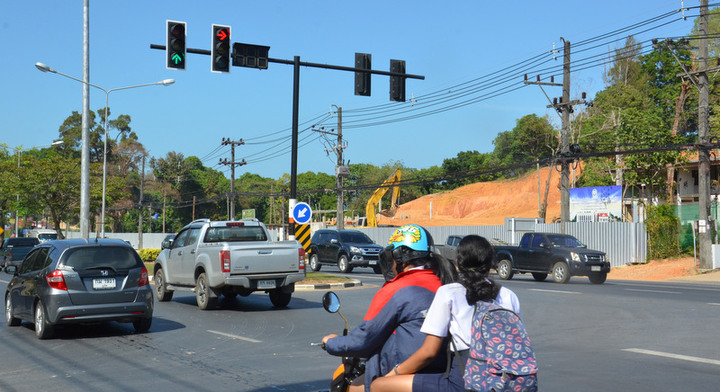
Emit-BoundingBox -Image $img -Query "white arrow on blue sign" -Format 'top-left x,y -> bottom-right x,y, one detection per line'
292,202 -> 312,225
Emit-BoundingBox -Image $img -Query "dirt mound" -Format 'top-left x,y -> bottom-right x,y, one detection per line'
607,257 -> 697,281
378,166 -> 564,227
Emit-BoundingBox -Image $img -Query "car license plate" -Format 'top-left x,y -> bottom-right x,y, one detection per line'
369,260 -> 377,265
93,278 -> 116,290
591,266 -> 601,272
257,280 -> 276,289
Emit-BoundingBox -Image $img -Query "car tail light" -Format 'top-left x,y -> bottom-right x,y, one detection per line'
298,248 -> 306,270
47,270 -> 67,291
226,222 -> 244,227
139,265 -> 149,286
220,250 -> 231,273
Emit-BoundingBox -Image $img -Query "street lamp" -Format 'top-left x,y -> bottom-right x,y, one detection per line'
35,62 -> 174,237
14,140 -> 64,237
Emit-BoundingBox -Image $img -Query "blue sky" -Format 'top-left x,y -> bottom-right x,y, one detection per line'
0,1 -> 695,180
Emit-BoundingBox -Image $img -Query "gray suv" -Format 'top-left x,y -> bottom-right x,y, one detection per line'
5,239 -> 153,339
308,229 -> 384,273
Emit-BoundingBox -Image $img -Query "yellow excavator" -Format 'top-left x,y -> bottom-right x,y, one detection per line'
365,169 -> 402,227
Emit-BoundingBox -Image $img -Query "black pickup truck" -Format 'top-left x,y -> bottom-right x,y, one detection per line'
494,232 -> 610,284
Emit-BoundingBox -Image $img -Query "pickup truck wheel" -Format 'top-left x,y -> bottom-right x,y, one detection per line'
269,290 -> 292,308
552,262 -> 571,283
154,269 -> 174,302
195,273 -> 218,310
338,255 -> 353,273
309,254 -> 322,271
588,272 -> 607,284
532,273 -> 548,282
496,259 -> 514,280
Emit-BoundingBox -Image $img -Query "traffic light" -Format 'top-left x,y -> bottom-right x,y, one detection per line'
390,59 -> 406,102
212,24 -> 231,73
354,53 -> 371,96
166,20 -> 186,70
232,43 -> 270,69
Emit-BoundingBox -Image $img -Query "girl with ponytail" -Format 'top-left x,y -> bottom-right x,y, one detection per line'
370,235 -> 521,392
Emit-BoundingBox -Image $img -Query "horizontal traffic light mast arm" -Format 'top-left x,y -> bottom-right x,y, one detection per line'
268,57 -> 424,80
150,44 -> 425,80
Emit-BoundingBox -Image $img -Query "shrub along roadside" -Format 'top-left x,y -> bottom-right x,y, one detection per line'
646,204 -> 680,260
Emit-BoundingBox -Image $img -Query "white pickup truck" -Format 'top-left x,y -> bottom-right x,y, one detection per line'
152,218 -> 306,309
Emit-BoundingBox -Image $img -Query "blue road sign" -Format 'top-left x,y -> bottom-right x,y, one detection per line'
292,202 -> 312,225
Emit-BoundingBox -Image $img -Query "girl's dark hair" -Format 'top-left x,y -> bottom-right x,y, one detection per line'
400,247 -> 457,285
456,235 -> 501,305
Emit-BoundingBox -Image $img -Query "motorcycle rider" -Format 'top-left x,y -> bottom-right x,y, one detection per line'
322,224 -> 456,391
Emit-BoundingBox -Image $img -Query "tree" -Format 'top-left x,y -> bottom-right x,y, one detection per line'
441,150 -> 494,188
15,153 -> 81,237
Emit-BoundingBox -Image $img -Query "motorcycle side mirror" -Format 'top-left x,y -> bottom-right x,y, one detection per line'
322,291 -> 340,313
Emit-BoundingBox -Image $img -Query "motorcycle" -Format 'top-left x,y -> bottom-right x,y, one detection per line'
313,291 -> 366,392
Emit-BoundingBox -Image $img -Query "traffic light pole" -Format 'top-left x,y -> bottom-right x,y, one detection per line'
150,44 -> 424,237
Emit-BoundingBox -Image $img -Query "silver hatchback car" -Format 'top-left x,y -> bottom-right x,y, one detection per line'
4,239 -> 153,339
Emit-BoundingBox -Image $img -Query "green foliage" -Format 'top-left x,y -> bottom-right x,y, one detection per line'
576,158 -> 615,188
137,248 -> 161,262
490,114 -> 557,178
646,205 -> 680,260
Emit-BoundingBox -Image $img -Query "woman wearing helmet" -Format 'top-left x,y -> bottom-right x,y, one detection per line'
322,224 -> 456,392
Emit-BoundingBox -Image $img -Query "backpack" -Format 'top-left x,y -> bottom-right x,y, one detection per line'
463,301 -> 538,392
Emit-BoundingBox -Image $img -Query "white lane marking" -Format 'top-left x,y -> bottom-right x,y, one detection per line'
709,303 -> 720,306
528,289 -> 580,295
623,348 -> 720,367
207,330 -> 262,343
624,288 -> 680,294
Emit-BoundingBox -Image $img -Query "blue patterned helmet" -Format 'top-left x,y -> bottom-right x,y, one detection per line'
379,224 -> 435,281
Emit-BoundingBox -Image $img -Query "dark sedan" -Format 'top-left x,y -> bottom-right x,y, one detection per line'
4,239 -> 153,339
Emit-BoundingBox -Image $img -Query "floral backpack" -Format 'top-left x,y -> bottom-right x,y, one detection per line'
463,301 -> 538,392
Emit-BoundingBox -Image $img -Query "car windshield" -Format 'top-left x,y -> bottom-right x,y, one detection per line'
38,234 -> 57,241
64,246 -> 141,270
339,231 -> 373,244
204,226 -> 267,242
548,235 -> 585,248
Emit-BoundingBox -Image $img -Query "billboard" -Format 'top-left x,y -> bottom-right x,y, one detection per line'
569,185 -> 622,222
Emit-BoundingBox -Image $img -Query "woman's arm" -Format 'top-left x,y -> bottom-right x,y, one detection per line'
388,334 -> 444,376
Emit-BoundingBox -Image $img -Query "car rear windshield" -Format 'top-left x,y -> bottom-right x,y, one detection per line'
38,234 -> 57,241
63,246 -> 141,270
9,238 -> 39,247
204,226 -> 267,242
339,231 -> 373,244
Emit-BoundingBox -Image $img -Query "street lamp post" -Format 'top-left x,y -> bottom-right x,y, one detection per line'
35,62 -> 174,237
14,140 -> 64,237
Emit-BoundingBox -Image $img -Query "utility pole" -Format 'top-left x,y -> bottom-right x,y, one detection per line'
524,39 -> 584,233
698,0 -> 712,269
137,156 -> 145,249
312,106 -> 348,230
560,38 -> 571,234
219,138 -> 246,220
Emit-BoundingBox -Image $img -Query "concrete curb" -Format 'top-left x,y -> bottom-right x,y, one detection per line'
296,279 -> 363,291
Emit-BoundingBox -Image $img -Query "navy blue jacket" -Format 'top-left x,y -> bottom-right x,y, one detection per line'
325,269 -> 447,390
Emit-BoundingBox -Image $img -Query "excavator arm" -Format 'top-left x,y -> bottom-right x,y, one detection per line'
365,169 -> 402,227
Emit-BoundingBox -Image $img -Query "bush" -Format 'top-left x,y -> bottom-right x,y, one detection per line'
138,248 -> 161,262
646,205 -> 680,259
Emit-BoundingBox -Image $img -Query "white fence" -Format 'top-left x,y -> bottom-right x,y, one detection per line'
71,221 -> 647,267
